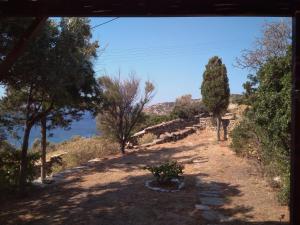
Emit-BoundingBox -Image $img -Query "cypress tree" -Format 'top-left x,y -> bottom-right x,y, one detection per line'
201,56 -> 230,141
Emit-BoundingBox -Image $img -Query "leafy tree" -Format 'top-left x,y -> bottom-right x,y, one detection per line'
37,18 -> 99,182
231,21 -> 292,204
201,56 -> 230,141
0,18 -> 36,81
96,75 -> 154,154
0,18 -> 99,189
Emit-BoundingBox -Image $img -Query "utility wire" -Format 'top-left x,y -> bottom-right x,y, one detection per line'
92,17 -> 119,29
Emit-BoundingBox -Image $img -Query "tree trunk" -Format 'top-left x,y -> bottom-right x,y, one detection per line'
216,116 -> 221,141
120,141 -> 126,154
40,116 -> 47,183
222,119 -> 228,141
19,122 -> 32,194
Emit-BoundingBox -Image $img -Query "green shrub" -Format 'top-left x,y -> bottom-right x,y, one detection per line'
230,117 -> 290,204
0,142 -> 40,191
230,118 -> 260,158
277,171 -> 290,204
144,161 -> 184,184
137,133 -> 157,145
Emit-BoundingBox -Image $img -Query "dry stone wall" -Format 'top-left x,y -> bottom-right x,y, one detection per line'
130,113 -> 237,148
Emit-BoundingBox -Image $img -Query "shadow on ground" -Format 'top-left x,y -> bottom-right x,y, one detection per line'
0,141 -> 288,225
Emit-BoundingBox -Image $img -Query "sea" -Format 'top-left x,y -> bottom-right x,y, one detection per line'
7,112 -> 98,148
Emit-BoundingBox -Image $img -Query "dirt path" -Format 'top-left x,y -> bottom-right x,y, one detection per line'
0,130 -> 289,225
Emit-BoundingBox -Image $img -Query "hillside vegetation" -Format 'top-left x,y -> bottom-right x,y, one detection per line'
230,21 -> 291,204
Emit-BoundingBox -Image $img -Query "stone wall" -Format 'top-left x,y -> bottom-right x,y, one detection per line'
129,113 -> 237,148
131,117 -> 200,144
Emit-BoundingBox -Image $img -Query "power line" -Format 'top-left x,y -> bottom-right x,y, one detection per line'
92,17 -> 119,29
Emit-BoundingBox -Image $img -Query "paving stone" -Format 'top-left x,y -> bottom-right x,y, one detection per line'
202,210 -> 222,221
202,210 -> 229,222
199,191 -> 220,197
200,197 -> 224,206
195,204 -> 210,210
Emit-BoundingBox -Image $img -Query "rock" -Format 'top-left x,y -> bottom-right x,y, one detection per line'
192,159 -> 205,163
88,158 -> 101,163
145,179 -> 185,193
273,176 -> 281,183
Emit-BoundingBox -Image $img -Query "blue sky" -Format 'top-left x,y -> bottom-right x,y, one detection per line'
0,17 -> 290,104
90,17 -> 289,104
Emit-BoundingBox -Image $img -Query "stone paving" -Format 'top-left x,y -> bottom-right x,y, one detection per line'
195,176 -> 233,223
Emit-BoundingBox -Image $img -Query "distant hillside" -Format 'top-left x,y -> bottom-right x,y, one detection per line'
144,102 -> 175,115
230,94 -> 243,103
144,94 -> 243,115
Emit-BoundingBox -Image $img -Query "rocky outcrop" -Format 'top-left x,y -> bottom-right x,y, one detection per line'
143,102 -> 175,115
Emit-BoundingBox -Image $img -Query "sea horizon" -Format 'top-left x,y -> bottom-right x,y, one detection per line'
7,112 -> 98,148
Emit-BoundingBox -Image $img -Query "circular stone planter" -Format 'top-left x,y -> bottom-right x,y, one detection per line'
145,178 -> 185,193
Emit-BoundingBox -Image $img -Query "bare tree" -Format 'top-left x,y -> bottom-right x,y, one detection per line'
236,20 -> 292,71
96,74 -> 155,154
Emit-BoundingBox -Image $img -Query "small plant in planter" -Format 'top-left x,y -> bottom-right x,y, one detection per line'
144,161 -> 185,192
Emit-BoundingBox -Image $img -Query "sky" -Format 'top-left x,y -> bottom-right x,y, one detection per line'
1,17 -> 291,145
90,17 -> 289,104
0,17 -> 290,104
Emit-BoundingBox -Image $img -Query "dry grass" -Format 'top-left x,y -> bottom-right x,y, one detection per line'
50,136 -> 119,173
137,133 -> 157,145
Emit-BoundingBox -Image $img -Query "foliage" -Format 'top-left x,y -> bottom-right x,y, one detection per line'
230,116 -> 263,158
0,17 -> 99,187
230,94 -> 244,104
137,133 -> 157,145
171,94 -> 208,119
96,75 -> 155,154
0,142 -> 39,192
231,21 -> 291,204
201,56 -> 230,140
144,161 -> 184,184
31,138 -> 56,153
231,53 -> 291,203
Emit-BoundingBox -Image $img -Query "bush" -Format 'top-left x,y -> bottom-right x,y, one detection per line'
0,142 -> 40,192
137,133 -> 157,145
171,95 -> 208,119
230,118 -> 260,158
144,161 -> 184,184
230,116 -> 290,204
